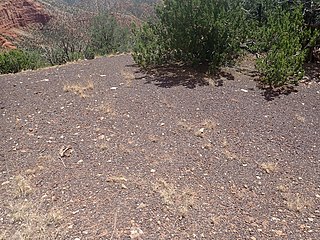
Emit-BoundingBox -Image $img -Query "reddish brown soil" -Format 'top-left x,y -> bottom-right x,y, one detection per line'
0,0 -> 50,49
0,55 -> 319,239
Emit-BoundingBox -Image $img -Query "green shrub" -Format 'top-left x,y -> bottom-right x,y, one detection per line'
255,4 -> 318,88
84,47 -> 95,60
90,13 -> 132,55
133,0 -> 246,71
0,50 -> 45,74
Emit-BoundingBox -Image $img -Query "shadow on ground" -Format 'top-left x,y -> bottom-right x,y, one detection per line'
304,62 -> 320,83
259,85 -> 298,101
131,64 -> 235,89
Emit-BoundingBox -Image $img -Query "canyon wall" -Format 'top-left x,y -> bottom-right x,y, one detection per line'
0,0 -> 51,49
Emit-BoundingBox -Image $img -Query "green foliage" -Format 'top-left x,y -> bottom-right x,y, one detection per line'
0,50 -> 46,74
255,3 -> 319,87
133,0 -> 246,71
89,14 -> 132,56
84,47 -> 95,60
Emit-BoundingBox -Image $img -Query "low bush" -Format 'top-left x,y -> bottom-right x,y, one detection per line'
133,0 -> 246,72
89,13 -> 132,56
253,3 -> 319,88
0,50 -> 46,74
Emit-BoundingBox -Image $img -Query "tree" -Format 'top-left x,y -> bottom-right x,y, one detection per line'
133,0 -> 246,72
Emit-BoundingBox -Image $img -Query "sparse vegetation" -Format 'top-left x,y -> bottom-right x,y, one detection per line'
63,81 -> 94,97
152,179 -> 196,216
261,162 -> 278,174
133,0 -> 246,71
133,0 -> 320,88
2,173 -> 66,239
0,50 -> 46,74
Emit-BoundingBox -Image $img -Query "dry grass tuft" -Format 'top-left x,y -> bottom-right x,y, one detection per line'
277,185 -> 288,193
203,76 -> 216,86
63,81 -> 94,98
148,135 -> 161,143
12,175 -> 32,198
221,138 -> 237,160
202,141 -> 213,150
121,70 -> 135,86
153,179 -> 176,206
3,173 -> 66,239
46,208 -> 64,227
201,119 -> 217,130
194,128 -> 205,138
97,103 -> 116,116
7,200 -> 65,239
99,142 -> 109,151
261,162 -> 278,174
106,176 -> 128,183
210,215 -> 225,226
25,165 -> 44,176
8,200 -> 33,223
295,114 -> 305,123
283,193 -> 310,212
178,119 -> 217,138
152,179 -> 196,216
177,120 -> 192,132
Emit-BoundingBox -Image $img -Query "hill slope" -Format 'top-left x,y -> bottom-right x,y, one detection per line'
0,0 -> 51,49
0,54 -> 319,239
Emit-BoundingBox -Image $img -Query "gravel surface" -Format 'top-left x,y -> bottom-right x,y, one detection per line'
0,54 -> 319,239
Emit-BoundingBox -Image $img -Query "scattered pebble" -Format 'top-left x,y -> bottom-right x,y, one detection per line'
130,227 -> 144,239
1,181 -> 10,186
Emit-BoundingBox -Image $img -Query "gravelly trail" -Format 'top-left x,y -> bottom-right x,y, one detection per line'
0,54 -> 319,239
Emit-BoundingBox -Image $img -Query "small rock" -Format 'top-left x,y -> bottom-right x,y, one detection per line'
121,184 -> 128,189
59,146 -> 73,157
98,135 -> 105,140
137,203 -> 147,209
110,87 -> 118,90
1,181 -> 10,186
150,169 -> 156,173
130,227 -> 144,239
241,89 -> 248,93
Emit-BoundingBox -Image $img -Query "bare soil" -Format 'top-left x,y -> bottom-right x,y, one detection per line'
0,54 -> 319,239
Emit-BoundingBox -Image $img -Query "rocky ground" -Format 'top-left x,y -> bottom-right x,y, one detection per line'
0,54 -> 319,239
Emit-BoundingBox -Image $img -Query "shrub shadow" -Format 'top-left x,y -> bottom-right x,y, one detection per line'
131,64 -> 234,89
304,63 -> 320,83
257,84 -> 298,101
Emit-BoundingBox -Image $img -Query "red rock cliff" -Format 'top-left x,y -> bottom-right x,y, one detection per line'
0,0 -> 51,49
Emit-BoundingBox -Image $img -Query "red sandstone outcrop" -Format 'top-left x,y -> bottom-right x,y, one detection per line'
0,0 -> 51,49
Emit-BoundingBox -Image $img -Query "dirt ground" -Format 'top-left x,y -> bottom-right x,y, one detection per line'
0,54 -> 319,239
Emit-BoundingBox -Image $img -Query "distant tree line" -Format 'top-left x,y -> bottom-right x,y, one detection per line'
0,12 -> 132,74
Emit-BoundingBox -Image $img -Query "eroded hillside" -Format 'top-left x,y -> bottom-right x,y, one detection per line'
0,0 -> 51,49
